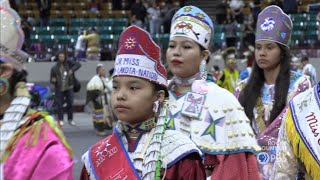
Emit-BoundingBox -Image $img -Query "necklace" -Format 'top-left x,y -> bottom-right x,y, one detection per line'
122,118 -> 156,139
172,72 -> 201,87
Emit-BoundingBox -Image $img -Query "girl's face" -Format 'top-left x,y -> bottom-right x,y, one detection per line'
255,40 -> 282,71
111,76 -> 159,124
166,36 -> 208,78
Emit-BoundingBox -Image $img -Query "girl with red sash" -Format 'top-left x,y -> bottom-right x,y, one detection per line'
80,25 -> 206,180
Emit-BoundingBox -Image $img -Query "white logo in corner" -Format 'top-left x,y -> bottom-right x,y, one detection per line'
257,152 -> 269,165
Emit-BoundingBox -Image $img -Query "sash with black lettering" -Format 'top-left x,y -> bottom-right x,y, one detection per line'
88,128 -> 141,180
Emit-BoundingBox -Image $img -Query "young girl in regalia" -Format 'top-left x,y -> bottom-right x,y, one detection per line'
80,25 -> 206,180
234,5 -> 311,179
166,5 -> 261,179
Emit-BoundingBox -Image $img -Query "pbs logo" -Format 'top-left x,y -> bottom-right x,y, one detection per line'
257,152 -> 269,165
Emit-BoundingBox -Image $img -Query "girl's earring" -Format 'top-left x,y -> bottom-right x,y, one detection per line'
0,77 -> 9,96
192,59 -> 209,94
153,100 -> 160,114
200,59 -> 207,80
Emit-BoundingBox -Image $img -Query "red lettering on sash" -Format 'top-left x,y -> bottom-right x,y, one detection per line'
306,112 -> 320,146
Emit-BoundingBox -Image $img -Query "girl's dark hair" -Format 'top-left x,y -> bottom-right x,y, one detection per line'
10,69 -> 28,95
238,43 -> 291,126
154,83 -> 169,97
200,45 -> 210,63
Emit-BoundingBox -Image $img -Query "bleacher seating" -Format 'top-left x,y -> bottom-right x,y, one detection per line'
289,12 -> 319,47
18,0 -> 319,60
18,0 -> 135,58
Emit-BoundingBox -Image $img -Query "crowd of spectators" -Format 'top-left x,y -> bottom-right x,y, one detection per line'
9,0 -> 320,62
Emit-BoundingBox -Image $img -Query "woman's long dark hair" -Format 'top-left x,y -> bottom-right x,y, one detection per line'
10,69 -> 28,95
238,43 -> 291,126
